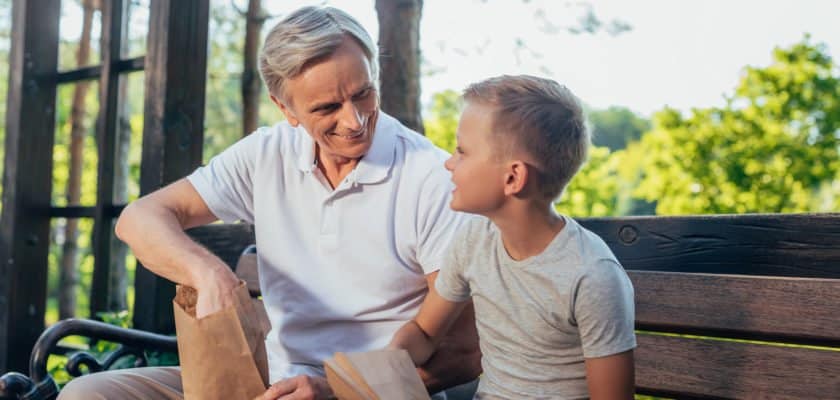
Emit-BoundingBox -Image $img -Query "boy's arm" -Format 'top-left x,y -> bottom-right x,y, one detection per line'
389,272 -> 469,366
584,350 -> 635,400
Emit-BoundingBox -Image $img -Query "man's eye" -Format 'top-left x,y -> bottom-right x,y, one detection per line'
316,104 -> 339,113
353,89 -> 371,100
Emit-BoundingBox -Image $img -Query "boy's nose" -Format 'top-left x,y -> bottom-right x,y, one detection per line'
444,155 -> 455,171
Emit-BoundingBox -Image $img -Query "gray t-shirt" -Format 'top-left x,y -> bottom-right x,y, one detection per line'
436,216 -> 636,399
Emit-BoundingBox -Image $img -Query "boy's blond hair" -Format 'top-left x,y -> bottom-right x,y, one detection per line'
463,75 -> 589,201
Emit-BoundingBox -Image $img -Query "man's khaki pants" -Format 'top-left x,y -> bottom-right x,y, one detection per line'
57,367 -> 184,400
56,366 -> 477,399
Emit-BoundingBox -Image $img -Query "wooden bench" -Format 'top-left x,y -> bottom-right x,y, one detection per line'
2,214 -> 839,399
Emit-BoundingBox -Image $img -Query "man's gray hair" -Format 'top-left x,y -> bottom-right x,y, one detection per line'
259,6 -> 379,100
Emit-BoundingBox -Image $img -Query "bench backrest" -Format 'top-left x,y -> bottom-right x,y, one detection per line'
586,214 -> 840,399
189,214 -> 840,399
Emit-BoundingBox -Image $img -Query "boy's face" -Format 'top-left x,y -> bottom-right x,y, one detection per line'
444,102 -> 508,215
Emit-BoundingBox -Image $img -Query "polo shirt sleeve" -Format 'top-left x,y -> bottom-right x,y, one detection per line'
187,131 -> 260,224
573,260 -> 637,358
414,167 -> 465,275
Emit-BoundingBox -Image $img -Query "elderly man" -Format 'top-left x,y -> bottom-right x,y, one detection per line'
58,6 -> 480,400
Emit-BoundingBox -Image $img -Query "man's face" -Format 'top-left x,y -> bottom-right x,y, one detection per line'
273,36 -> 379,163
444,102 -> 508,215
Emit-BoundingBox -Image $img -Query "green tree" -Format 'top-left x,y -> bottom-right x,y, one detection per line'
630,37 -> 840,214
587,106 -> 650,151
424,90 -> 462,153
554,146 -> 622,216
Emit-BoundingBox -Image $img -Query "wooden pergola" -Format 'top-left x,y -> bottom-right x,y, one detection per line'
1,0 -> 211,373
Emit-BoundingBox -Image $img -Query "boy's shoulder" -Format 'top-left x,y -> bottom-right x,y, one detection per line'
458,215 -> 497,242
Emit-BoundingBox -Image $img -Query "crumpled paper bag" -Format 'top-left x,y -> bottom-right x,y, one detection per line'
174,281 -> 271,400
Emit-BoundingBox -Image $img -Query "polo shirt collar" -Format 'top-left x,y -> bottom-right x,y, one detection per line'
294,112 -> 397,184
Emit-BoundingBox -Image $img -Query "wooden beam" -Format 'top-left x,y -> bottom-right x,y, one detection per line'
90,0 -> 130,320
133,0 -> 210,333
635,333 -> 840,399
579,213 -> 840,278
631,271 -> 840,346
0,0 -> 61,374
55,56 -> 145,84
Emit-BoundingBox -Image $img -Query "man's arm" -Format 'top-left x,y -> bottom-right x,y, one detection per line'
414,272 -> 482,393
114,178 -> 240,318
584,350 -> 635,400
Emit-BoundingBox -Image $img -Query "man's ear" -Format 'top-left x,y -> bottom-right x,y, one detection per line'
504,160 -> 529,196
270,94 -> 299,127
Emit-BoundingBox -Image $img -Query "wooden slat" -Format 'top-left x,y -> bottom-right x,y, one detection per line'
49,205 -> 124,219
133,0 -> 210,334
186,224 -> 255,270
235,253 -> 260,297
55,56 -> 144,84
631,271 -> 840,345
90,0 -> 129,320
579,214 -> 840,278
0,0 -> 61,374
635,333 -> 840,399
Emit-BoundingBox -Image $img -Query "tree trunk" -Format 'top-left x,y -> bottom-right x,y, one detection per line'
375,0 -> 424,134
241,0 -> 264,136
59,0 -> 95,320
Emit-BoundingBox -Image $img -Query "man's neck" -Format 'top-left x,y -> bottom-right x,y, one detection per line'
488,201 -> 565,262
316,148 -> 360,189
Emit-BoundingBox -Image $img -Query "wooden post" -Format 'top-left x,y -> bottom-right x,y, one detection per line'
133,0 -> 210,333
90,0 -> 130,320
0,0 -> 61,373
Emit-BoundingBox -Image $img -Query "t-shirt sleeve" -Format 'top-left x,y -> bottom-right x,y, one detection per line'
433,224 -> 471,303
573,260 -> 637,358
414,166 -> 466,275
186,131 -> 261,224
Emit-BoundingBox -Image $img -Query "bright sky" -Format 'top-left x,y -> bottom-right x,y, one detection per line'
57,0 -> 840,117
274,0 -> 840,117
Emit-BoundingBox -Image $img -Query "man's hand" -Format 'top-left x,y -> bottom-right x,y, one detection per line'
194,264 -> 240,319
256,375 -> 335,400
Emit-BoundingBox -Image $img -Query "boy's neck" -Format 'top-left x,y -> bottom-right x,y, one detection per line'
488,200 -> 566,262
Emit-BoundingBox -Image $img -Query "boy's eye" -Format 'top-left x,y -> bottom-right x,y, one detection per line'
455,146 -> 464,154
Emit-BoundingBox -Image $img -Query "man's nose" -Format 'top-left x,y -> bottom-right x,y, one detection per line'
339,103 -> 363,132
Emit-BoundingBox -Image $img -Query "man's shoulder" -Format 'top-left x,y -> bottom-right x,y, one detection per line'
235,122 -> 306,160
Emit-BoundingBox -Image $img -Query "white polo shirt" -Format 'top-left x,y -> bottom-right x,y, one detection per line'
187,113 -> 463,382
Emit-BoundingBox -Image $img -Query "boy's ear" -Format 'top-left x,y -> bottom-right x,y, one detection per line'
504,160 -> 529,196
270,94 -> 300,127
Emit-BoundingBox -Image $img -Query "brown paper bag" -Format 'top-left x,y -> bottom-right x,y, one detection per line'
173,281 -> 271,400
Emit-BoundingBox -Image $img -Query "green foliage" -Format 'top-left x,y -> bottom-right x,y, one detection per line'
587,106 -> 650,151
424,90 -> 463,153
555,146 -> 622,216
203,1 -> 283,162
630,37 -> 840,214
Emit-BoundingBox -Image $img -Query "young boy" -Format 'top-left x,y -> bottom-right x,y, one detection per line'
389,75 -> 636,399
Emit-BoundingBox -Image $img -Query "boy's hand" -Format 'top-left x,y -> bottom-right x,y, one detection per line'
257,375 -> 335,400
